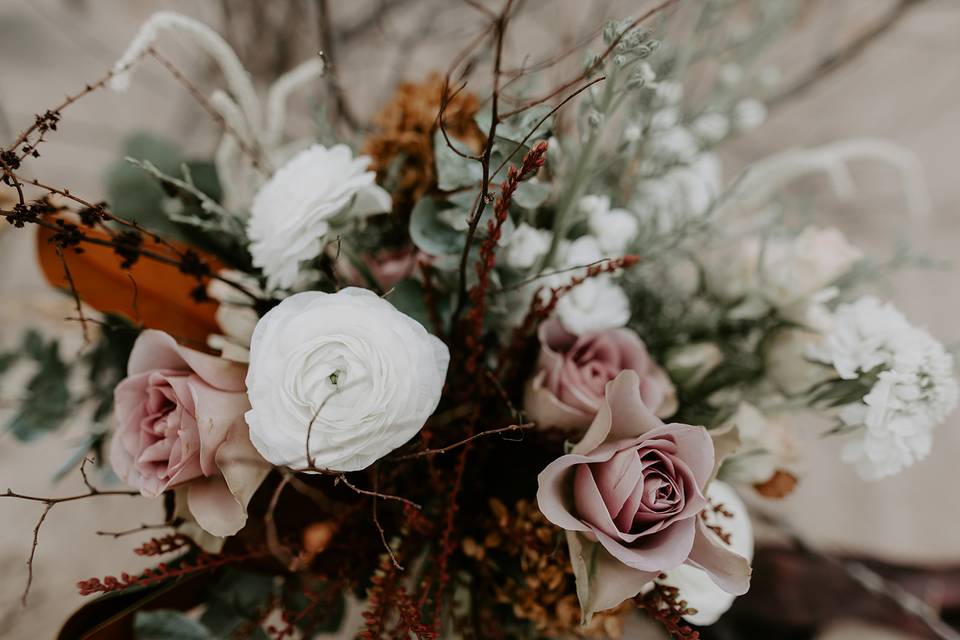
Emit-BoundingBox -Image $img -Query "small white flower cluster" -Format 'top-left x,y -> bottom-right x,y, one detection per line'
815,296 -> 958,479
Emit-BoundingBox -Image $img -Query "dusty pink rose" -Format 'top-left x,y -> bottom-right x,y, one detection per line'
336,246 -> 420,291
536,370 -> 749,620
110,330 -> 269,537
525,319 -> 677,432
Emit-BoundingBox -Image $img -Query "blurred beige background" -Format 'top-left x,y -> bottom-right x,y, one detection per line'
1,0 -> 959,638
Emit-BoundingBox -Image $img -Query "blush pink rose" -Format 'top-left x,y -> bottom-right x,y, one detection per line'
524,319 -> 677,432
536,370 -> 750,620
110,330 -> 269,537
336,246 -> 420,291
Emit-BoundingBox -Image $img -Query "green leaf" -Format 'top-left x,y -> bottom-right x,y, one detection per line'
106,133 -> 186,239
200,569 -> 274,640
134,610 -> 213,640
433,131 -> 483,190
386,278 -> 449,335
513,180 -> 551,209
7,333 -> 71,441
409,197 -> 468,256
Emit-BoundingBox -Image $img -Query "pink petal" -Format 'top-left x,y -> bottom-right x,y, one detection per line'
524,374 -> 593,432
536,454 -> 594,534
590,517 -> 696,573
567,532 -> 658,623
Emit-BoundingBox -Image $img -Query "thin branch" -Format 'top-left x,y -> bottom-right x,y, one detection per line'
3,476 -> 140,605
768,0 -> 927,109
2,51 -> 148,157
96,522 -> 177,538
450,0 -> 513,328
499,0 -> 680,119
335,473 -> 421,511
147,47 -> 270,173
317,0 -> 362,133
394,422 -> 534,460
56,246 -> 90,343
372,468 -> 402,570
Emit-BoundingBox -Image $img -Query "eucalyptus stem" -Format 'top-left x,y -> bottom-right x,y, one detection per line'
542,65 -> 621,267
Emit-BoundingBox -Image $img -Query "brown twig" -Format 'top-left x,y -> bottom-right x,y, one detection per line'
335,473 -> 421,511
372,468 -> 402,570
394,422 -> 534,461
3,470 -> 140,605
768,0 -> 927,109
449,0 -> 513,328
317,0 -> 362,133
147,47 -> 270,173
56,246 -> 90,343
498,0 -> 680,119
95,522 -> 177,538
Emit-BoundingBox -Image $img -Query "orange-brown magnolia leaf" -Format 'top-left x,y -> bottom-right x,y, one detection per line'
36,219 -> 223,349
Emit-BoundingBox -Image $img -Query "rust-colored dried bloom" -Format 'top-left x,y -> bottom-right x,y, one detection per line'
362,73 -> 485,217
753,469 -> 798,499
465,498 -> 630,638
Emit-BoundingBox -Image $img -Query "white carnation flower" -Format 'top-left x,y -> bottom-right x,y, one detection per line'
733,98 -> 767,130
582,195 -> 639,255
504,223 -> 551,270
244,288 -> 449,471
692,111 -> 730,143
247,145 -> 391,290
634,153 -> 722,232
816,297 -> 959,479
555,277 -> 630,335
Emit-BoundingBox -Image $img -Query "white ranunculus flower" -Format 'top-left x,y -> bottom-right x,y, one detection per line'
656,481 -> 754,626
247,145 -> 391,291
504,223 -> 551,270
720,402 -> 799,485
244,288 -> 449,471
555,277 -> 630,335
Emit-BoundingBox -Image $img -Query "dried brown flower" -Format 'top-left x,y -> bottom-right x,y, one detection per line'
754,469 -> 799,499
362,73 -> 485,217
465,498 -> 631,639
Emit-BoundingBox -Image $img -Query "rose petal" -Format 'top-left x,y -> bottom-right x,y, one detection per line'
569,532 -> 659,624
685,517 -> 752,595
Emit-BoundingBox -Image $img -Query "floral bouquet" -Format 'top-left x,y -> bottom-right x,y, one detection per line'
1,2 -> 956,638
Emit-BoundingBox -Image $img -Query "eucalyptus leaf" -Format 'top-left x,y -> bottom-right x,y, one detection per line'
200,569 -> 275,639
134,610 -> 213,640
409,198 -> 467,256
433,130 -> 483,190
513,180 -> 551,210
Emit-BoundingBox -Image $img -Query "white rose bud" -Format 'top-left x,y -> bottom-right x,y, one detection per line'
247,145 -> 391,291
245,288 -> 449,471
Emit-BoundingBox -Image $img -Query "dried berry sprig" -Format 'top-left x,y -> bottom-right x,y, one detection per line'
76,547 -> 270,596
635,581 -> 700,640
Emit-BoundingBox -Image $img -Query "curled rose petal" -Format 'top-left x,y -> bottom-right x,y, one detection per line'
536,371 -> 750,621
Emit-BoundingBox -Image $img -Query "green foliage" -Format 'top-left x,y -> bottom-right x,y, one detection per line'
5,330 -> 70,441
134,610 -> 213,640
433,131 -> 483,191
200,569 -> 275,640
2,316 -> 137,451
409,197 -> 470,256
105,132 -> 251,269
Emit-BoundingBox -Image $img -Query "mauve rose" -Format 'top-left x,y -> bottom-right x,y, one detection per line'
525,319 -> 676,432
110,330 -> 269,537
537,371 -> 749,620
